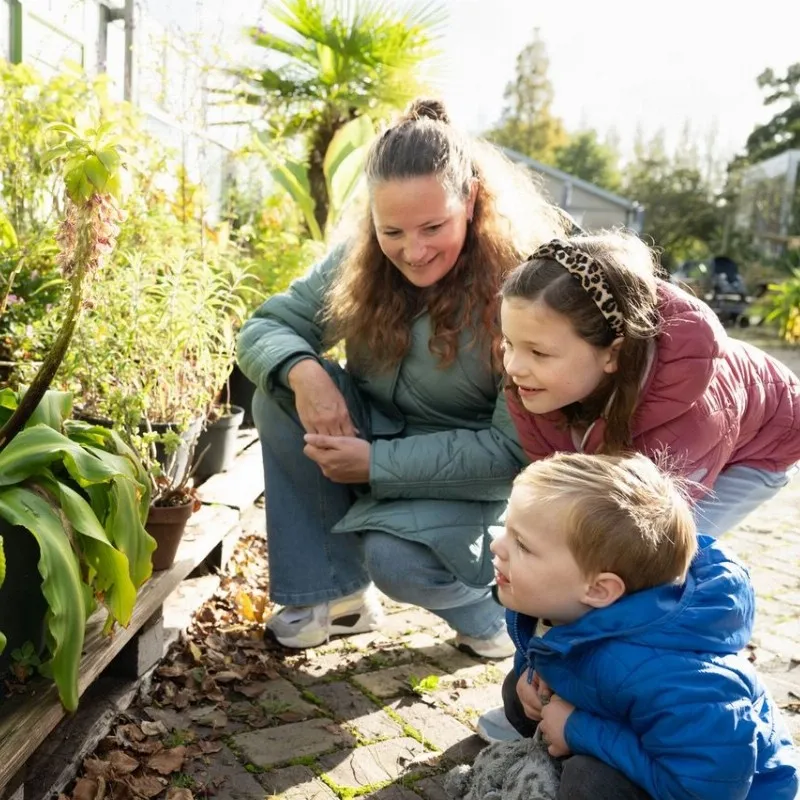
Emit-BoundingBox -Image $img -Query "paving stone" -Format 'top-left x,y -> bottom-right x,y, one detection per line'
381,607 -> 451,636
389,697 -> 475,751
185,743 -> 265,800
259,765 -> 337,799
256,677 -> 320,719
417,641 -> 482,674
232,718 -> 355,768
309,681 -> 404,740
318,738 -> 432,789
366,785 -> 423,799
432,684 -> 504,719
353,664 -> 446,700
413,775 -> 451,800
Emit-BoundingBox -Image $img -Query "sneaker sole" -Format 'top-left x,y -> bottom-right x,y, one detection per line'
266,613 -> 383,649
455,641 -> 516,660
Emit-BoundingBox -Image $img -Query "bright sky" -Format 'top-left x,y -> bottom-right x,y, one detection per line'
435,0 -> 800,160
152,0 -> 799,163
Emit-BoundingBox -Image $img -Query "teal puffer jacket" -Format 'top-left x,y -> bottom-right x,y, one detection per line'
237,247 -> 526,586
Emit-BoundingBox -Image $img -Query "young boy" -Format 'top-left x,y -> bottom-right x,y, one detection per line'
489,452 -> 798,800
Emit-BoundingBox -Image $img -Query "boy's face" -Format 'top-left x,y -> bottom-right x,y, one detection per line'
491,483 -> 592,625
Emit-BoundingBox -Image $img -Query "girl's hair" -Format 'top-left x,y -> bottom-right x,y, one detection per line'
501,231 -> 660,453
516,452 -> 697,593
323,97 -> 569,373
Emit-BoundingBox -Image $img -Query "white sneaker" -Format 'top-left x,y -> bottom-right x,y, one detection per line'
265,587 -> 384,648
476,706 -> 524,743
455,628 -> 515,659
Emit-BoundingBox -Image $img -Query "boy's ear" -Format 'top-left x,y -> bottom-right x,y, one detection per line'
583,572 -> 626,609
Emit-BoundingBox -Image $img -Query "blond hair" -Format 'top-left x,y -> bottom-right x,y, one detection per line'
323,97 -> 569,373
516,452 -> 697,593
501,230 -> 660,453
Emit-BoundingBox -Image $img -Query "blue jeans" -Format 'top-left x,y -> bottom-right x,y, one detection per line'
252,364 -> 505,639
693,464 -> 796,538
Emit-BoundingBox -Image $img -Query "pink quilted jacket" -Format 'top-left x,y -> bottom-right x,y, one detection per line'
507,280 -> 800,494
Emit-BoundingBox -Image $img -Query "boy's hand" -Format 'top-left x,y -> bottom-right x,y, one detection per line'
540,696 -> 575,757
516,672 -> 553,722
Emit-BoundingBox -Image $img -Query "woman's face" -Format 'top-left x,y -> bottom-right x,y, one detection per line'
371,175 -> 475,288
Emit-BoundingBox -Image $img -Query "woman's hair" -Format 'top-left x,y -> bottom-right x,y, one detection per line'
516,452 -> 697,593
323,97 -> 569,373
501,231 -> 660,453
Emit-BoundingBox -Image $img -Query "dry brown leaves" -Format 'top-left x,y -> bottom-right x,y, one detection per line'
65,534 -> 284,799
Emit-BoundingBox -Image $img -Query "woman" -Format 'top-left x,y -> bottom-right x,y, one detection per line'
237,98 -> 568,657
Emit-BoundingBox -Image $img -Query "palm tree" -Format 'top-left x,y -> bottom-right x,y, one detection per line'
225,0 -> 446,229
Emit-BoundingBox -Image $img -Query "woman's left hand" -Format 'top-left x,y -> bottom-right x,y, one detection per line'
303,434 -> 371,484
539,696 -> 575,758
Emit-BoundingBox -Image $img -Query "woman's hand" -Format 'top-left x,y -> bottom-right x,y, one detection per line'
288,360 -> 357,436
304,435 -> 371,483
540,696 -> 575,758
516,671 -> 553,722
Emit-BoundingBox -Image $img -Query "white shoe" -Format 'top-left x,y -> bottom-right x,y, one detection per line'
476,706 -> 524,743
455,628 -> 515,659
265,587 -> 384,648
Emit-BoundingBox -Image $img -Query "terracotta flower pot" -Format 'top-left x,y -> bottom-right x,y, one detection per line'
145,500 -> 195,571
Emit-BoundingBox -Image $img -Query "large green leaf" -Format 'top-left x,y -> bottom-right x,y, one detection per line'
269,159 -> 323,241
41,476 -> 136,627
25,390 -> 73,431
104,477 -> 155,588
0,486 -> 86,711
0,425 -> 118,487
323,114 -> 374,186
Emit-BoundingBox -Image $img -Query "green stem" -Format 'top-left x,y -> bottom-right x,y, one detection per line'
0,212 -> 90,450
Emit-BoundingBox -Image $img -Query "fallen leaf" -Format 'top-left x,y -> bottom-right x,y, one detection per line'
157,666 -> 186,679
128,739 -> 164,755
126,774 -> 165,798
235,682 -> 268,699
212,670 -> 243,683
189,642 -> 203,663
276,711 -> 305,723
173,690 -> 191,709
108,750 -> 140,776
117,723 -> 146,743
72,777 -> 100,800
198,740 -> 223,755
148,746 -> 186,775
189,708 -> 228,729
140,720 -> 169,737
166,789 -> 193,800
82,758 -> 111,780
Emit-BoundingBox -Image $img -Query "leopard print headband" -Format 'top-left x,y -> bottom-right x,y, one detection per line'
529,239 -> 625,336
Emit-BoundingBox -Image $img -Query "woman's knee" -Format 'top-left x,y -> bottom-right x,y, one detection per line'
363,532 -> 428,601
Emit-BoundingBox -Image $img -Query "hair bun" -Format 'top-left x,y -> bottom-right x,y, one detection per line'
402,98 -> 450,125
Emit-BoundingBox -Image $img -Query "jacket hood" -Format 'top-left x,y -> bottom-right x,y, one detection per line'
517,537 -> 754,659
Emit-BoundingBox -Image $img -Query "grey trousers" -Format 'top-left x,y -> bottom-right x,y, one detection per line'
501,668 -> 652,800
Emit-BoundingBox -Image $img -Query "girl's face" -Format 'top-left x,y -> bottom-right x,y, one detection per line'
501,296 -> 621,415
371,175 -> 475,288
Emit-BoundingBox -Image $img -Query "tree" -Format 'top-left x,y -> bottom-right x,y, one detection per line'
485,29 -> 566,164
744,63 -> 800,164
223,0 -> 446,229
553,129 -> 621,192
623,130 -> 722,268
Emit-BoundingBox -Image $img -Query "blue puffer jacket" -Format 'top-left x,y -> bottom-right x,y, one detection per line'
509,538 -> 799,799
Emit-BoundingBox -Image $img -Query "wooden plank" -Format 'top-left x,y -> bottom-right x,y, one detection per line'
0,505 -> 239,795
196,439 -> 264,510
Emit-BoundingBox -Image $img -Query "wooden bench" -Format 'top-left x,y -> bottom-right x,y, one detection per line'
0,431 -> 265,800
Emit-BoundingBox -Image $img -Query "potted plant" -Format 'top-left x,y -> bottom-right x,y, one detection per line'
138,428 -> 201,571
0,123 -> 155,711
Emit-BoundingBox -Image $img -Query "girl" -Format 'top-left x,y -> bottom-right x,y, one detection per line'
500,232 -> 800,538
